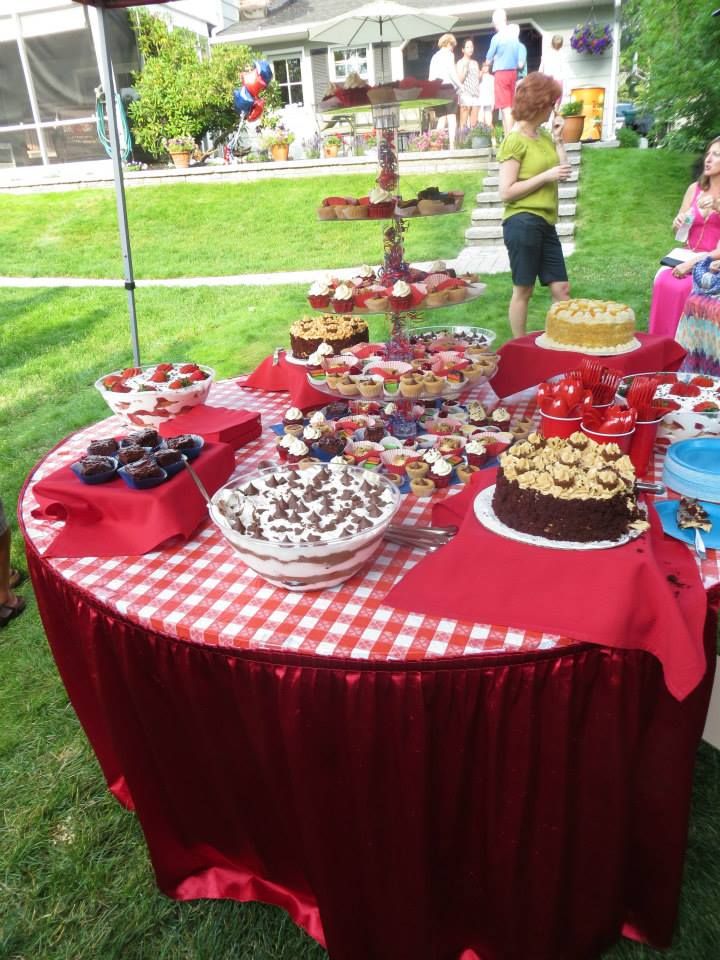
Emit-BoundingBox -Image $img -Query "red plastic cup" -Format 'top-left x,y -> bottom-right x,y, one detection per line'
581,424 -> 635,453
540,411 -> 582,439
628,417 -> 664,477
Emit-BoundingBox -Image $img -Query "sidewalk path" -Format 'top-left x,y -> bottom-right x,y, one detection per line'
0,250 -> 521,290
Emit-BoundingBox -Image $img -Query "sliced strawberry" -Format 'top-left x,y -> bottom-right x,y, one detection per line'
150,369 -> 169,383
102,374 -> 122,389
669,382 -> 701,397
655,373 -> 678,384
168,378 -> 187,389
155,363 -> 174,373
121,367 -> 141,378
188,370 -> 208,381
110,382 -> 131,393
178,363 -> 199,374
693,401 -> 719,412
690,375 -> 715,387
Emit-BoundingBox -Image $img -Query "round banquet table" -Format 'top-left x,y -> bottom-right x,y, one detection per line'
19,377 -> 719,960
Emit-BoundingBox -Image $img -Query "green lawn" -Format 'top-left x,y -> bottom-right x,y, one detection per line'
1,148 -> 719,960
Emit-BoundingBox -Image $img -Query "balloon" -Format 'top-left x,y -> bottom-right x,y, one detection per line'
243,68 -> 267,98
247,99 -> 264,123
233,86 -> 255,116
256,59 -> 273,84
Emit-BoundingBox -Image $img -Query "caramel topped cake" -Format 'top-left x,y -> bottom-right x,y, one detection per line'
544,299 -> 637,353
492,432 -> 649,542
289,314 -> 369,360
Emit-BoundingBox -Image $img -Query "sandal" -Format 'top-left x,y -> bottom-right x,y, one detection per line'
9,568 -> 23,590
0,595 -> 26,627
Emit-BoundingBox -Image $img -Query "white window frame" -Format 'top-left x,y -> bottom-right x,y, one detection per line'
270,51 -> 304,107
328,45 -> 374,85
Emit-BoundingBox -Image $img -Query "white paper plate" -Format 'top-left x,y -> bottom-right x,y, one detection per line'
534,332 -> 642,356
284,352 -> 309,366
473,485 -> 646,551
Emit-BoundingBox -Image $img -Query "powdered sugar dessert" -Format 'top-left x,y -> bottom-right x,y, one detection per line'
210,464 -> 401,590
95,362 -> 214,428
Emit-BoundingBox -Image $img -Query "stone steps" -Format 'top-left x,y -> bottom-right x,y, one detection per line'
471,202 -> 577,223
462,142 -> 583,266
475,184 -> 578,204
465,221 -> 576,246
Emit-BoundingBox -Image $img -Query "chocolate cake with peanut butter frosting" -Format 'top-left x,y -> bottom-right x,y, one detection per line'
492,432 -> 649,543
289,314 -> 369,360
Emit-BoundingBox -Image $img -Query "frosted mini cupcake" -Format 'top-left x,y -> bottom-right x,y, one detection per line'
308,280 -> 332,309
390,280 -> 413,312
429,458 -> 453,489
332,283 -> 355,314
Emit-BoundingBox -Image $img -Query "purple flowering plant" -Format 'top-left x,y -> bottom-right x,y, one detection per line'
570,22 -> 613,55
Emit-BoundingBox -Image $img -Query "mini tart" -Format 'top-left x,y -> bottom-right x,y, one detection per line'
398,376 -> 424,398
446,286 -> 467,304
410,477 -> 435,497
424,290 -> 449,308
406,460 -> 429,479
357,378 -> 383,398
317,206 -> 337,220
337,377 -> 360,397
365,296 -> 390,312
423,373 -> 446,395
283,423 -> 304,436
456,463 -> 479,484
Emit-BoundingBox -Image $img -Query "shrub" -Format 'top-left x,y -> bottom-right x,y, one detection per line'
128,11 -> 275,159
617,126 -> 640,148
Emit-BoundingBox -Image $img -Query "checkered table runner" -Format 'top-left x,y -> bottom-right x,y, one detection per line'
20,379 -> 719,661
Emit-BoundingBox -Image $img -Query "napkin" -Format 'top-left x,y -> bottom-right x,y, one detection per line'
240,354 -> 329,411
159,405 -> 261,449
491,333 -> 687,399
32,442 -> 236,558
384,471 -> 708,701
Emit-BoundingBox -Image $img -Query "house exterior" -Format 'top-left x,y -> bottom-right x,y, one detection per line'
0,0 -> 239,168
213,0 -> 622,150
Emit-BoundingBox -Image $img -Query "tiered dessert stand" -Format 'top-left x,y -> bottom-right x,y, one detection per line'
309,89 -> 491,436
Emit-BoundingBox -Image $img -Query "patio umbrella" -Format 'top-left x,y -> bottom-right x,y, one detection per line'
73,1 -> 174,365
309,1 -> 457,82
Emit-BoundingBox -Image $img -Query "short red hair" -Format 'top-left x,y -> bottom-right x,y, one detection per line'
512,72 -> 561,121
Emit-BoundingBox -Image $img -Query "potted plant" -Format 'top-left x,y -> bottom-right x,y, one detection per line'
163,135 -> 196,168
258,113 -> 295,161
469,123 -> 493,149
324,134 -> 342,158
558,100 -> 585,143
570,21 -> 613,55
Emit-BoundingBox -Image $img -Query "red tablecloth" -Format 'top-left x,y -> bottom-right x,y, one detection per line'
18,380 -> 719,960
385,470 -> 707,701
239,353 -> 330,410
491,332 -> 686,398
32,441 -> 235,558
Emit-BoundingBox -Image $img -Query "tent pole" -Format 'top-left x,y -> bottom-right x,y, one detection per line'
94,5 -> 141,366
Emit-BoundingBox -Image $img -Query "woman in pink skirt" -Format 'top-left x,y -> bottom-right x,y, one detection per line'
649,136 -> 720,337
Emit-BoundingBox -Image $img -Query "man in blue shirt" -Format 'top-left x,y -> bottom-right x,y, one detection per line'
484,9 -> 524,134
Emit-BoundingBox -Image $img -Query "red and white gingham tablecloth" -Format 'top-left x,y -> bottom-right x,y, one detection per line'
20,379 -> 719,661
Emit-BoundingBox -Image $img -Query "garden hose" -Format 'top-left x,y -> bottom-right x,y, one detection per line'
95,87 -> 132,162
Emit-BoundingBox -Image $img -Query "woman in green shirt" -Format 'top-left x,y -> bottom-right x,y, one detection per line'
497,72 -> 572,337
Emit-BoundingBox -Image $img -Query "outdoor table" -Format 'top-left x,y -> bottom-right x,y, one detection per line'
19,377 -> 719,960
491,332 -> 687,398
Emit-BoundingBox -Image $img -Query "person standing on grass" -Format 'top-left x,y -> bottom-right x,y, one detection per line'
497,72 -> 572,338
0,497 -> 25,628
484,8 -> 523,136
429,33 -> 461,149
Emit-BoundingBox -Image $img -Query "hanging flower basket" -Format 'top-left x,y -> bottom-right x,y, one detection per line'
570,22 -> 613,55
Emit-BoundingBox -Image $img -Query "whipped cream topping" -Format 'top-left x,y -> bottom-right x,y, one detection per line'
431,459 -> 452,477
423,449 -> 442,464
288,438 -> 309,458
303,426 -> 322,442
309,411 -> 327,427
465,440 -> 487,455
333,283 -> 353,301
309,281 -> 331,297
358,264 -> 374,278
369,186 -> 393,204
285,407 -> 303,422
392,280 -> 411,297
216,465 -> 397,544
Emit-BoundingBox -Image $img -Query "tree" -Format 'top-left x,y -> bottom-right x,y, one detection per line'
622,0 -> 720,150
127,11 -> 277,159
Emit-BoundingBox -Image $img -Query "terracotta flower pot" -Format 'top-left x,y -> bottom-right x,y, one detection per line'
270,143 -> 290,162
169,150 -> 192,169
324,145 -> 339,158
560,115 -> 585,143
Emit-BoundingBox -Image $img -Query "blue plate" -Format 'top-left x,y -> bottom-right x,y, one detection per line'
71,458 -> 118,484
655,499 -> 720,549
665,437 -> 720,474
118,464 -> 168,490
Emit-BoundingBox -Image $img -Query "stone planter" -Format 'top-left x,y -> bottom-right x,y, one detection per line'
169,150 -> 192,169
270,143 -> 290,162
472,136 -> 491,149
560,115 -> 585,143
